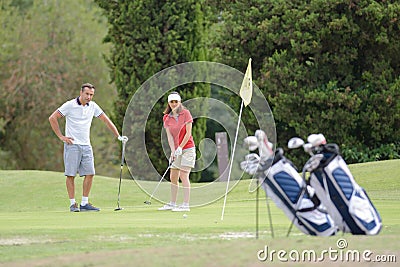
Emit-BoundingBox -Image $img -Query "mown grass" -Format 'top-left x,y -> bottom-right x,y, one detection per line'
0,160 -> 399,266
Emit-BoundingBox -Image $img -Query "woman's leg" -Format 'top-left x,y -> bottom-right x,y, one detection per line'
179,169 -> 191,204
169,168 -> 180,204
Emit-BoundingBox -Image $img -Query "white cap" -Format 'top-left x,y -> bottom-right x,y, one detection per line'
168,93 -> 181,102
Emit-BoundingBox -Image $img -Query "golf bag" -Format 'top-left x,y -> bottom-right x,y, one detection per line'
308,144 -> 382,235
260,148 -> 337,236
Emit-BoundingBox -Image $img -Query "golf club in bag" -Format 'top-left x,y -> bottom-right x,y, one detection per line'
115,138 -> 128,211
241,130 -> 337,237
288,134 -> 382,235
144,160 -> 174,205
243,131 -> 275,238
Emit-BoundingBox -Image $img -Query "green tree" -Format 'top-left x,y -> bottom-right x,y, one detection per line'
96,0 -> 212,181
0,0 -> 21,168
215,0 -> 400,165
0,0 -> 116,172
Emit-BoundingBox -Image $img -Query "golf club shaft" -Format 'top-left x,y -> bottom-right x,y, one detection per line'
265,193 -> 275,238
286,183 -> 307,237
116,141 -> 127,209
116,165 -> 123,207
146,161 -> 173,203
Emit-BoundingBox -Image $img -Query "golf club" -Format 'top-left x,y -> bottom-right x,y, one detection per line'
287,137 -> 304,149
286,151 -> 329,237
114,139 -> 127,211
288,136 -> 315,155
144,160 -> 174,205
286,165 -> 308,237
265,191 -> 275,238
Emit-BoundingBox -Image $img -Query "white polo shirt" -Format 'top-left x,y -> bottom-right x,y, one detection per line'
57,97 -> 104,145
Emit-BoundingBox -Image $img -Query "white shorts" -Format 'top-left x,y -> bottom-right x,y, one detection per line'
172,147 -> 196,170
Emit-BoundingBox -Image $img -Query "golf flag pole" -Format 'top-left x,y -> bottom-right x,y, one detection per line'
221,58 -> 253,221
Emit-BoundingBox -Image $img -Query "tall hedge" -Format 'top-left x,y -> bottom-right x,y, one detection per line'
96,0 -> 212,181
215,0 -> 400,165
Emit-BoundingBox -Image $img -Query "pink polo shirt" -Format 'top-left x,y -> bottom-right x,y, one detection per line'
163,109 -> 195,150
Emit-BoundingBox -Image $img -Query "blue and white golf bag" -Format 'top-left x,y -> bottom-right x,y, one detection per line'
260,148 -> 337,236
308,144 -> 382,235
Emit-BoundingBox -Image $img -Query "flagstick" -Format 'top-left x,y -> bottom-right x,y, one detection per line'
221,100 -> 244,221
221,58 -> 252,221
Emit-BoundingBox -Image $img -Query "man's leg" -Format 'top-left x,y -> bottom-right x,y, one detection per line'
66,176 -> 75,199
78,145 -> 99,211
82,174 -> 94,197
80,175 -> 99,211
64,144 -> 80,211
66,176 -> 79,212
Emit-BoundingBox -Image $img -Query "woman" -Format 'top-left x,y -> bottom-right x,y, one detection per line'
158,92 -> 196,212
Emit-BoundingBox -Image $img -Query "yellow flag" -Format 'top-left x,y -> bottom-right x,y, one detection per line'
239,58 -> 253,107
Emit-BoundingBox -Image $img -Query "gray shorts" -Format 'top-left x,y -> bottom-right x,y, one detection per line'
172,147 -> 196,170
64,144 -> 95,176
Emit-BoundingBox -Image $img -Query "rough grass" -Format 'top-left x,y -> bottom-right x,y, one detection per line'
0,160 -> 399,266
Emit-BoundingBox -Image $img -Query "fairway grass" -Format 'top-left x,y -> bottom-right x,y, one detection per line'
0,160 -> 399,266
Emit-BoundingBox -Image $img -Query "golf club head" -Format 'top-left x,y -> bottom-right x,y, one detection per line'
240,153 -> 261,175
114,207 -> 123,211
144,200 -> 151,205
255,130 -> 274,160
243,136 -> 259,151
303,143 -> 313,155
288,137 -> 305,149
307,133 -> 326,147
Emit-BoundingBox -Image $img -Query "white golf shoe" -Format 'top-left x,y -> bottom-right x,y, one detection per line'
158,203 -> 176,211
172,204 -> 190,212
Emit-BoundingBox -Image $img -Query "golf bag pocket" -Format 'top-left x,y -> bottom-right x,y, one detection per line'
261,149 -> 337,236
309,145 -> 382,235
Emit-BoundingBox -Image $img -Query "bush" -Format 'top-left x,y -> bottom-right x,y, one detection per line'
341,142 -> 400,163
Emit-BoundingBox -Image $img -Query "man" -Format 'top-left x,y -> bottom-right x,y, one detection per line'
49,83 -> 128,212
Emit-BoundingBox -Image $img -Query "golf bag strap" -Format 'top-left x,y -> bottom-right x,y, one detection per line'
305,179 -> 322,208
272,148 -> 299,171
259,158 -> 273,172
272,148 -> 284,164
297,184 -> 321,213
310,193 -> 321,208
298,206 -> 317,212
296,192 -> 321,213
316,143 -> 341,168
